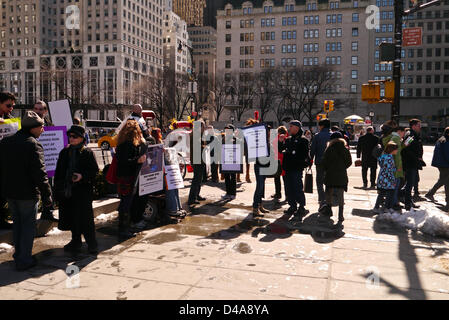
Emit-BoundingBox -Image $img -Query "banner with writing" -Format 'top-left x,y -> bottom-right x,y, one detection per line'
38,126 -> 68,177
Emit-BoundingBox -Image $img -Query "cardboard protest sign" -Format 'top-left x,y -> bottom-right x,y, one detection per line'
0,118 -> 21,141
241,124 -> 268,160
37,126 -> 68,178
48,100 -> 73,129
139,144 -> 164,196
163,148 -> 184,190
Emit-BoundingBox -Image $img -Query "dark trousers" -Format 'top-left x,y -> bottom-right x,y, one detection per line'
284,170 -> 306,210
362,164 -> 377,186
130,193 -> 148,224
188,164 -> 205,203
274,175 -> 282,197
0,196 -> 8,223
414,171 -> 420,195
8,199 -> 38,266
316,164 -> 326,204
325,187 -> 344,221
224,173 -> 237,196
252,164 -> 266,208
428,167 -> 449,203
118,192 -> 134,230
375,189 -> 395,209
404,168 -> 419,208
71,204 -> 96,247
211,163 -> 219,181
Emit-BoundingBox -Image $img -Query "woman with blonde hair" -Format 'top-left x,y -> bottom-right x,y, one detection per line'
115,120 -> 147,240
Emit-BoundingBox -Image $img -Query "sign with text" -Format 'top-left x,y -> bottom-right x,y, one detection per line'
163,148 -> 184,190
0,118 -> 21,141
48,99 -> 73,129
139,144 -> 164,196
38,126 -> 68,178
241,124 -> 268,161
220,144 -> 243,173
403,27 -> 422,47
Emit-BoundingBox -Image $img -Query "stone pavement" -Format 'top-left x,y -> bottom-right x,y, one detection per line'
0,146 -> 448,300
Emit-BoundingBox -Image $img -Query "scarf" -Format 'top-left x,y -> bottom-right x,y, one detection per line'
64,143 -> 84,199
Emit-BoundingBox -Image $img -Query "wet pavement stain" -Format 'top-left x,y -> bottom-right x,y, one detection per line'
233,242 -> 252,254
143,232 -> 187,245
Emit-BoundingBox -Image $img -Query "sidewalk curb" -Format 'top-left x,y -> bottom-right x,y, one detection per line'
0,198 -> 120,245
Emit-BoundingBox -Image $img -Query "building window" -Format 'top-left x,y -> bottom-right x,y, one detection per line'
351,84 -> 357,93
351,56 -> 358,65
226,21 -> 231,29
352,28 -> 358,36
225,47 -> 231,55
225,60 -> 231,68
352,13 -> 359,22
351,70 -> 358,79
225,34 -> 231,42
351,41 -> 358,51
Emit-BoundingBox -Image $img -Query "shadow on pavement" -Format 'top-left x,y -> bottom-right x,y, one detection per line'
351,208 -> 377,219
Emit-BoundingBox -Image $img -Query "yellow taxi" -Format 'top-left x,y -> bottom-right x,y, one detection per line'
97,132 -> 117,150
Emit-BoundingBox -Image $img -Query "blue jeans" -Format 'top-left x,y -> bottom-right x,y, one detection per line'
284,170 -> 306,210
253,164 -> 266,208
404,168 -> 419,208
8,199 -> 39,266
166,189 -> 182,212
393,177 -> 402,205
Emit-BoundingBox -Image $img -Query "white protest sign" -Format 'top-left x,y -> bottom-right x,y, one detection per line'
241,124 -> 268,160
221,144 -> 242,173
37,126 -> 68,178
139,144 -> 164,196
48,100 -> 73,129
0,118 -> 21,141
164,148 -> 184,190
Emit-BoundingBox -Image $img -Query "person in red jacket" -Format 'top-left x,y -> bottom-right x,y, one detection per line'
271,126 -> 287,203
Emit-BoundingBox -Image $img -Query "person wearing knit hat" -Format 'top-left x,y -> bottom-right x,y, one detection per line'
0,110 -> 53,270
67,125 -> 86,140
330,131 -> 343,140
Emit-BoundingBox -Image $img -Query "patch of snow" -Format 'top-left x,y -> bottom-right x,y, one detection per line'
376,209 -> 449,238
95,213 -> 116,222
46,227 -> 63,236
319,264 -> 329,271
344,233 -> 397,242
0,243 -> 13,253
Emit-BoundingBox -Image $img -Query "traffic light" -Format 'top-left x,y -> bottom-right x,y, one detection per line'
362,83 -> 381,103
329,100 -> 334,112
316,113 -> 327,121
384,80 -> 395,101
324,100 -> 329,113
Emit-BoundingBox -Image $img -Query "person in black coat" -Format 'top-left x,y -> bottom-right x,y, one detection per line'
401,119 -> 424,211
55,125 -> 99,254
356,126 -> 379,189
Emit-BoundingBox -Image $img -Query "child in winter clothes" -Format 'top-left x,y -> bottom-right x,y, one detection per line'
373,141 -> 399,214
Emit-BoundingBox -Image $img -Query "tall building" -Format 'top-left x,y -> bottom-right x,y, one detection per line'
0,0 -> 164,120
163,10 -> 191,74
188,26 -> 217,116
203,0 -> 227,28
171,0 -> 206,26
216,0 -> 449,128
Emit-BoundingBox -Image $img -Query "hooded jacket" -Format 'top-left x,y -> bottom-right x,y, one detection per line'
377,153 -> 397,190
431,135 -> 449,168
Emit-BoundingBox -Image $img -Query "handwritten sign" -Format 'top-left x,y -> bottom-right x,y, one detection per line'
139,144 -> 164,196
164,148 -> 184,190
241,124 -> 268,160
37,126 -> 68,177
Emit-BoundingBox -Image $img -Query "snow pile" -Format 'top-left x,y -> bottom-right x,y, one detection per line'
46,227 -> 63,236
376,209 -> 449,238
95,213 -> 116,222
0,243 -> 13,254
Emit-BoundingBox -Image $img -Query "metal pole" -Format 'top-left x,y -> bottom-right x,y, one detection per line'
392,0 -> 403,124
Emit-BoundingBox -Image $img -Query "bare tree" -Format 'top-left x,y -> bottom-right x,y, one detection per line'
212,72 -> 231,122
255,68 -> 279,122
230,71 -> 257,121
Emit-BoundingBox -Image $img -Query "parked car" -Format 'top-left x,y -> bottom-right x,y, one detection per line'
97,132 -> 118,150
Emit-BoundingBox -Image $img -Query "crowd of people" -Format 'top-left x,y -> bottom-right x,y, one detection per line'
2,89 -> 449,272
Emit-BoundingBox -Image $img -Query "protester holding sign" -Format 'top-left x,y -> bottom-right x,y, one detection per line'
220,124 -> 240,200
0,111 -> 53,271
0,92 -> 16,229
115,120 -> 147,240
54,125 -> 99,254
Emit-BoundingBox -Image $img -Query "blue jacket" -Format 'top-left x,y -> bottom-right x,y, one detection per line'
431,135 -> 449,168
377,153 -> 396,190
310,128 -> 331,166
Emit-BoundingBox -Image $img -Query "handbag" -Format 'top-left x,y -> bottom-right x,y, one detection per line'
106,155 -> 118,184
355,159 -> 362,167
304,167 -> 313,194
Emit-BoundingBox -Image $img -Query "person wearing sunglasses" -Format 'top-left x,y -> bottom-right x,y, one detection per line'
32,100 -> 53,127
0,91 -> 16,230
0,111 -> 53,271
54,125 -> 99,254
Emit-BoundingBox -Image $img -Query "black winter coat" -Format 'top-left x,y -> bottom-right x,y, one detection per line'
356,133 -> 379,167
322,138 -> 353,189
279,133 -> 310,171
401,130 -> 424,170
54,146 -> 99,231
0,130 -> 52,205
116,141 -> 146,178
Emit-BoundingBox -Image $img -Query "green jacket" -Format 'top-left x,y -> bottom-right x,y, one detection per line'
382,133 -> 403,178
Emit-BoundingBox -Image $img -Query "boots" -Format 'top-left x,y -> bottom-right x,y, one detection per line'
252,207 -> 264,217
259,204 -> 269,214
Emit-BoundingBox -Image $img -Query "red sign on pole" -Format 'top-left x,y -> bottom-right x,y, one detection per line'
403,27 -> 422,47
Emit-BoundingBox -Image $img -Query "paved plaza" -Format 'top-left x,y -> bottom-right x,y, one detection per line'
0,146 -> 448,300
